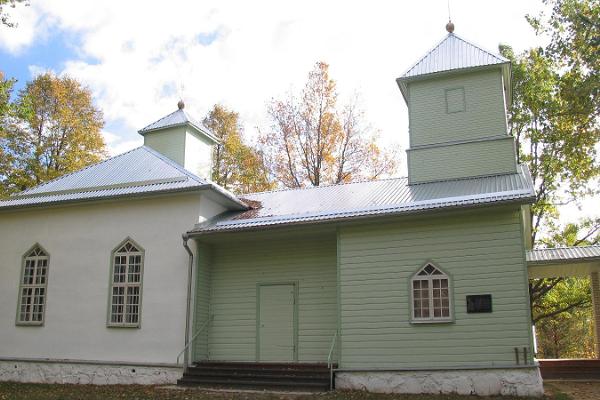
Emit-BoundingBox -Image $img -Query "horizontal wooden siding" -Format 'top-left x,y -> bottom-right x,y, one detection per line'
338,207 -> 532,368
202,234 -> 337,362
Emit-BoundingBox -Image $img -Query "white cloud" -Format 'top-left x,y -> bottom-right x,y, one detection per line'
0,2 -> 45,54
27,64 -> 55,78
8,0 -> 598,229
8,1 -> 547,165
101,130 -> 142,156
7,0 -> 549,166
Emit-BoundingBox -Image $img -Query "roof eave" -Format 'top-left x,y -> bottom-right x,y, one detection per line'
0,185 -> 209,212
138,122 -> 220,144
187,193 -> 535,237
202,183 -> 249,210
396,62 -> 511,105
398,61 -> 509,83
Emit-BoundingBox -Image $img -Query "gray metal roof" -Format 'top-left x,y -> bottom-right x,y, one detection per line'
527,246 -> 600,264
190,164 -> 535,234
138,108 -> 219,143
400,33 -> 508,79
0,146 -> 245,210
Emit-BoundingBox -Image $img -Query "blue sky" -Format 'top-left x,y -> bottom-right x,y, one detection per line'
1,29 -> 78,94
0,0 -> 551,156
0,0 -> 596,222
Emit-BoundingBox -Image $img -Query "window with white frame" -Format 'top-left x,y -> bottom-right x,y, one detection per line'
411,263 -> 452,322
17,245 -> 49,325
109,239 -> 144,327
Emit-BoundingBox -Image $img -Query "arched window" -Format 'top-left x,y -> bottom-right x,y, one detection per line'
411,262 -> 452,322
17,244 -> 49,325
108,239 -> 144,327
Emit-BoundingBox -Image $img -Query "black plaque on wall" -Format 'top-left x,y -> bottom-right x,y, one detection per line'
466,294 -> 492,313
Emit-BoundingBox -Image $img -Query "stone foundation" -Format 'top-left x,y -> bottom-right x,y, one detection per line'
0,360 -> 182,385
336,367 -> 544,397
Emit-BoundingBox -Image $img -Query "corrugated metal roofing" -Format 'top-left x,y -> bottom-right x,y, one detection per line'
19,146 -> 204,196
190,164 -> 535,234
0,146 -> 245,210
400,33 -> 508,79
138,108 -> 218,142
527,246 -> 600,264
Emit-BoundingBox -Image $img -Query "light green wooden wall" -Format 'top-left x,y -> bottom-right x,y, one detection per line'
338,207 -> 532,368
407,136 -> 517,184
406,67 -> 518,184
193,233 -> 338,362
193,242 -> 211,360
408,69 -> 508,147
143,126 -> 186,165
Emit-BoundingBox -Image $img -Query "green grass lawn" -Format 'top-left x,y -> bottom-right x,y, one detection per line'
0,382 -> 563,400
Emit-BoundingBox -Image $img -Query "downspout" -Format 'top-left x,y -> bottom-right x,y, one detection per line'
182,234 -> 194,371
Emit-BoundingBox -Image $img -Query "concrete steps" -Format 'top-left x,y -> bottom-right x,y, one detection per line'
177,361 -> 334,392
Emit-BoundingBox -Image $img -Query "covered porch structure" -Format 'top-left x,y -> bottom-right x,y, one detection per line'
527,246 -> 600,379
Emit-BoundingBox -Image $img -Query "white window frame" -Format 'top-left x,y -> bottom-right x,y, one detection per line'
107,238 -> 145,328
410,262 -> 453,324
16,244 -> 50,326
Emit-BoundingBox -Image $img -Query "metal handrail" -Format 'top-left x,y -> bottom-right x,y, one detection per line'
176,316 -> 212,366
327,331 -> 338,390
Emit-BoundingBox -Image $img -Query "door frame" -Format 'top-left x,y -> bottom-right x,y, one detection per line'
256,281 -> 299,362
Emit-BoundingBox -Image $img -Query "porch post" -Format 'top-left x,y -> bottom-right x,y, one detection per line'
592,272 -> 600,359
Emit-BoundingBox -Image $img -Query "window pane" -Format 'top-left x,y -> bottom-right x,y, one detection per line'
35,259 -> 47,285
113,257 -> 126,283
23,260 -> 35,284
111,286 -> 125,323
126,286 -> 140,324
424,264 -> 435,274
128,255 -> 141,283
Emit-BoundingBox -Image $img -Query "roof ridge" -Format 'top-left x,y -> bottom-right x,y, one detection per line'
246,176 -> 409,196
401,33 -> 451,78
139,146 -> 207,185
399,32 -> 508,79
138,109 -> 182,133
141,146 -> 243,206
15,146 -> 146,197
451,32 -> 508,63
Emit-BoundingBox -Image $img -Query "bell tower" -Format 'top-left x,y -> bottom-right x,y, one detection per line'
397,23 -> 518,185
138,101 -> 219,180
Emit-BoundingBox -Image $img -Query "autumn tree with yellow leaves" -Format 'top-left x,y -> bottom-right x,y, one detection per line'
0,72 -> 106,196
204,104 -> 273,194
261,62 -> 397,188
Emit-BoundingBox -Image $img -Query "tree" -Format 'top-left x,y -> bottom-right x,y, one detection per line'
261,61 -> 397,188
0,0 -> 29,28
204,104 -> 273,194
499,0 -> 600,357
535,280 -> 595,358
0,73 -> 106,196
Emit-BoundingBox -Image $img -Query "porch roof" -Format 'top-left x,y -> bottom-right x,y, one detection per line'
527,246 -> 600,278
190,164 -> 535,235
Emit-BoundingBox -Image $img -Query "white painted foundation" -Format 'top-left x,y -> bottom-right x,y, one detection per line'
0,360 -> 182,385
336,367 -> 544,397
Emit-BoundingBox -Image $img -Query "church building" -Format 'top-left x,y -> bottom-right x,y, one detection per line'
6,24 -> 598,396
